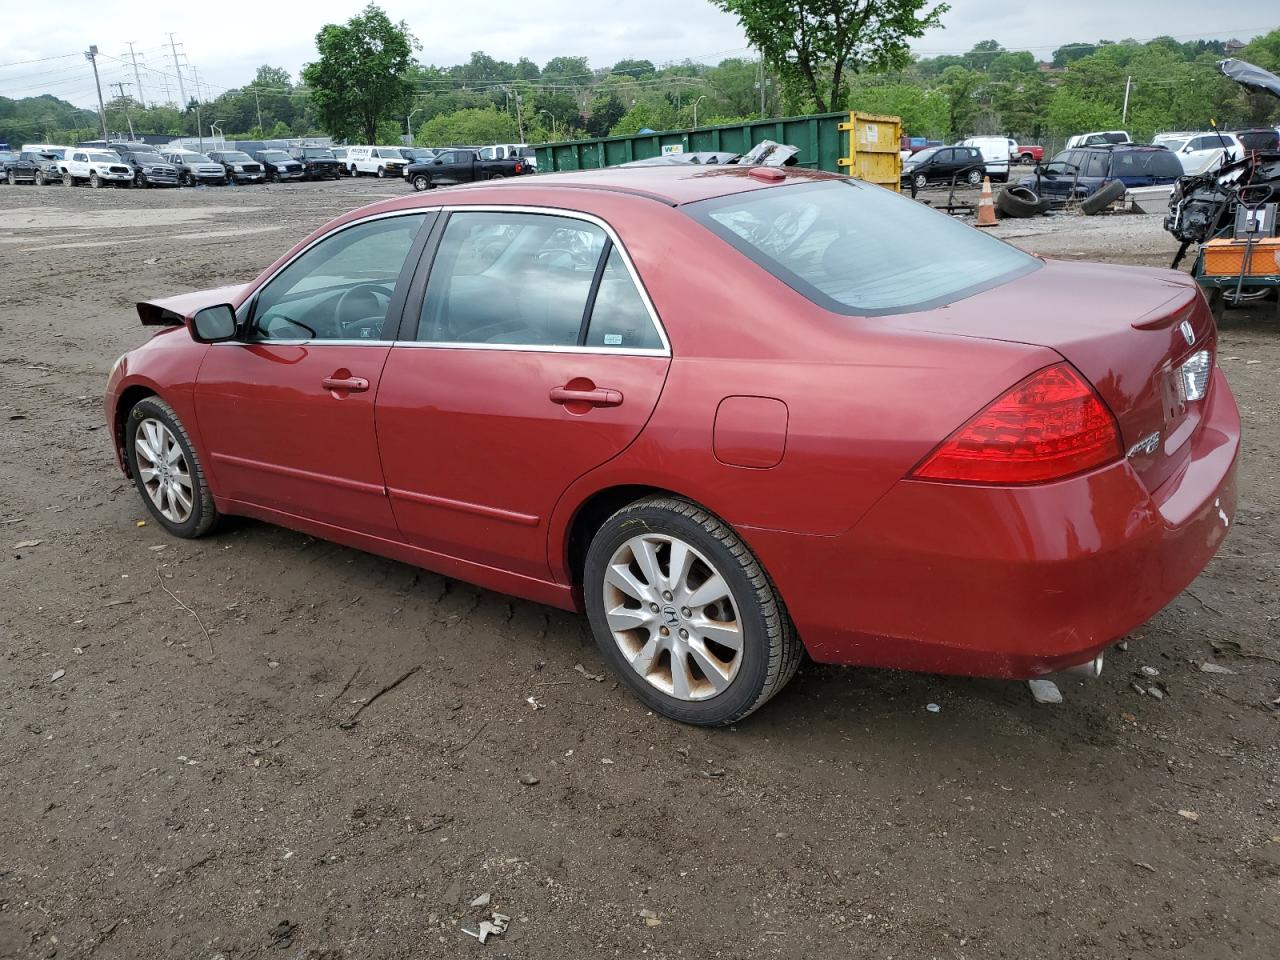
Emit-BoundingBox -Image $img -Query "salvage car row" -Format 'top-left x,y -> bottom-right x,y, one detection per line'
1,142 -> 538,190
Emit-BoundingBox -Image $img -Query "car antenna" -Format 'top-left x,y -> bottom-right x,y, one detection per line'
1209,118 -> 1232,161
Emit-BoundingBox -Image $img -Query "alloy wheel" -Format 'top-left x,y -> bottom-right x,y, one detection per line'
602,533 -> 743,701
133,418 -> 194,524
90,172 -> 100,188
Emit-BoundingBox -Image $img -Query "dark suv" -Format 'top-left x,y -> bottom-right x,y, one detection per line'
900,145 -> 986,190
208,150 -> 266,185
1020,144 -> 1183,199
1235,128 -> 1280,153
288,146 -> 341,180
114,148 -> 180,188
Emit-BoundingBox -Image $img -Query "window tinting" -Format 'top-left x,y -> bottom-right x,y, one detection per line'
585,248 -> 662,350
1113,149 -> 1184,178
251,214 -> 426,341
1083,152 -> 1109,178
688,179 -> 1038,315
418,212 -> 607,346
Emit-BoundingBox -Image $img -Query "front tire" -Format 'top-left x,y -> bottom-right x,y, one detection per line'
62,172 -> 73,186
411,173 -> 430,191
583,497 -> 801,726
124,397 -> 218,539
89,172 -> 101,188
6,170 -> 14,185
376,166 -> 386,178
35,170 -> 46,185
913,173 -> 927,190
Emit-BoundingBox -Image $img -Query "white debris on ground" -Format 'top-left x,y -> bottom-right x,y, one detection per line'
1027,679 -> 1064,704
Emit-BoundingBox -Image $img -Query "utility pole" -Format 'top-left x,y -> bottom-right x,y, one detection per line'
167,33 -> 188,108
85,45 -> 110,143
254,88 -> 263,133
1121,75 -> 1132,124
110,82 -> 137,138
126,42 -> 147,107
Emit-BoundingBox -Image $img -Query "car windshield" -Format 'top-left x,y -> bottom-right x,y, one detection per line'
220,152 -> 253,162
907,147 -> 940,163
183,154 -> 213,163
1157,137 -> 1189,151
1113,149 -> 1184,178
686,179 -> 1039,315
88,152 -> 120,162
303,149 -> 334,158
262,152 -> 290,161
1237,130 -> 1279,151
134,153 -> 164,163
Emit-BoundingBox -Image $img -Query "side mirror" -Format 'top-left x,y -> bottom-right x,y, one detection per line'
190,304 -> 237,343
433,158 -> 444,165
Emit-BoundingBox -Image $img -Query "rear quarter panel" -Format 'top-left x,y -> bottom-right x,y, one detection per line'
544,195 -> 1057,578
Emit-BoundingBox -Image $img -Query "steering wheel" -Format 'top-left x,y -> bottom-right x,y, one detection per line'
336,282 -> 392,338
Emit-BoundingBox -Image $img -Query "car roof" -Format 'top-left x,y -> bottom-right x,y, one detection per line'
442,165 -> 844,206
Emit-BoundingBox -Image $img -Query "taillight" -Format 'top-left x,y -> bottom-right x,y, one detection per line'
910,363 -> 1122,485
514,162 -> 523,174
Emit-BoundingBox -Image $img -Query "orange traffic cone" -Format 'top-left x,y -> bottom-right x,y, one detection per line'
976,176 -> 997,227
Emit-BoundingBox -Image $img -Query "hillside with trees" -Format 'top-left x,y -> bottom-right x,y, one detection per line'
1,4 -> 1276,151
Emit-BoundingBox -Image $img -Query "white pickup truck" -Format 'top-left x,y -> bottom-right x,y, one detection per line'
60,149 -> 134,188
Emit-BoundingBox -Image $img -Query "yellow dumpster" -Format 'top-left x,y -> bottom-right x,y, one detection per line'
838,112 -> 903,192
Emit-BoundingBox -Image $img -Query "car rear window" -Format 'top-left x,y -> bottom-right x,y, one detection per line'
1237,130 -> 1280,151
1113,149 -> 1184,178
685,179 -> 1039,315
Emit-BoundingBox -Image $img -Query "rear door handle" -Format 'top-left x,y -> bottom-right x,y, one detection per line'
550,386 -> 623,408
321,376 -> 369,393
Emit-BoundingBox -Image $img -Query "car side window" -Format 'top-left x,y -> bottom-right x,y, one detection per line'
250,214 -> 428,342
1083,152 -> 1109,178
417,211 -> 607,347
584,248 -> 663,350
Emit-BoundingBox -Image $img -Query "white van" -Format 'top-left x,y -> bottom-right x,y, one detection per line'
958,136 -> 1011,181
343,145 -> 408,178
478,143 -> 538,170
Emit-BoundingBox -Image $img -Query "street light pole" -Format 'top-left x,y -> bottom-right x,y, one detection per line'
406,108 -> 422,143
692,95 -> 708,128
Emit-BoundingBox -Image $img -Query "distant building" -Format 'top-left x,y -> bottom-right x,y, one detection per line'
1224,38 -> 1246,55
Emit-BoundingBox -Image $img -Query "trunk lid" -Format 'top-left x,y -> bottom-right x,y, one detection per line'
887,259 -> 1216,492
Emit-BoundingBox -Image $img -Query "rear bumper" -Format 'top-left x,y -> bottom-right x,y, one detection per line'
747,368 -> 1240,677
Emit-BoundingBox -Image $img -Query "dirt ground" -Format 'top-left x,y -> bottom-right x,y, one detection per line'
1,177 -> 1278,960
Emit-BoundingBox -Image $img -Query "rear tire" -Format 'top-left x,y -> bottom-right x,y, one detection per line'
124,397 -> 218,539
583,496 -> 802,726
966,169 -> 983,186
996,185 -> 1042,218
913,173 -> 927,190
1080,178 -> 1126,215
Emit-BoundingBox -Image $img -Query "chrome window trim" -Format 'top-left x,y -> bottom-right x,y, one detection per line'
234,208 -> 438,344
231,203 -> 671,358
406,203 -> 671,357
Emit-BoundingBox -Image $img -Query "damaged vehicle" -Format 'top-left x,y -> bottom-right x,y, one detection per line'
1165,58 -> 1280,313
106,165 -> 1238,725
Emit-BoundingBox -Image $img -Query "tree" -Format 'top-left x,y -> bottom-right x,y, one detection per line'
938,65 -> 981,139
609,98 -> 678,136
712,0 -> 949,112
416,106 -> 519,146
301,3 -> 418,144
585,92 -> 627,136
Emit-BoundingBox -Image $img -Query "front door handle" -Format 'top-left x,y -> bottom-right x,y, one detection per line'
322,376 -> 369,393
550,385 -> 623,408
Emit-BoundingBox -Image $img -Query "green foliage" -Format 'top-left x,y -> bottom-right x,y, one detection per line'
848,83 -> 948,138
301,3 -> 419,144
609,99 -> 679,136
416,106 -> 520,146
585,92 -> 627,137
714,0 -> 949,112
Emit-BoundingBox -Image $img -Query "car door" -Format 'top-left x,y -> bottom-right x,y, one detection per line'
430,151 -> 459,184
68,151 -> 88,179
375,208 -> 671,580
194,211 -> 434,537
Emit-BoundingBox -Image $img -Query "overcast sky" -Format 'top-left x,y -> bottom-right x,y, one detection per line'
0,1 -> 1272,109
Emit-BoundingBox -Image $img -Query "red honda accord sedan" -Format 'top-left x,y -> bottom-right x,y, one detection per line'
105,166 -> 1239,725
